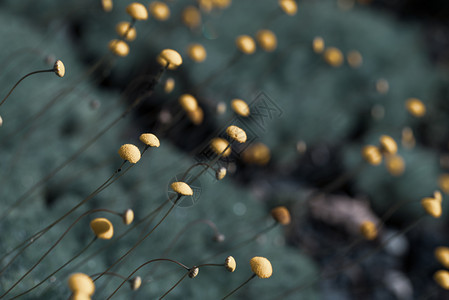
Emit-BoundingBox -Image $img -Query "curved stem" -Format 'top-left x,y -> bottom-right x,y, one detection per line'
222,274 -> 256,300
159,272 -> 189,300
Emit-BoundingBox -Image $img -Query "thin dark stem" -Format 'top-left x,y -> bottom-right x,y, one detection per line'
222,274 -> 256,300
159,272 -> 189,300
90,272 -> 128,281
0,69 -> 53,107
11,237 -> 97,299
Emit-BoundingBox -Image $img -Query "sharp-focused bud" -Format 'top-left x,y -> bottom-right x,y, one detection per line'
164,77 -> 175,94
126,2 -> 148,20
116,22 -> 137,41
225,256 -> 236,272
189,267 -> 199,278
187,43 -> 207,62
385,154 -> 405,176
279,0 -> 297,15
361,145 -> 382,166
360,221 -> 377,240
68,273 -> 95,296
323,47 -> 344,67
171,181 -> 193,196
187,107 -> 204,125
118,144 -> 141,163
231,99 -> 250,117
434,270 -> 449,289
108,40 -> 130,57
216,167 -> 227,180
379,135 -> 397,155
157,49 -> 183,70
182,6 -> 201,28
149,1 -> 170,21
271,206 -> 291,225
122,209 -> 134,225
313,36 -> 324,53
235,35 -> 256,55
435,247 -> 449,268
210,138 -> 232,157
129,276 -> 142,290
53,60 -> 65,78
421,197 -> 442,218
250,257 -> 272,279
179,94 -> 198,112
90,218 -> 114,239
256,30 -> 277,52
226,125 -> 247,143
139,133 -> 160,147
405,98 -> 426,117
101,0 -> 113,12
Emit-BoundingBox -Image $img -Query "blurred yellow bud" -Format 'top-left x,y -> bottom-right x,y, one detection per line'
68,273 -> 95,296
231,99 -> 250,117
279,0 -> 297,16
126,2 -> 148,20
256,29 -> 277,52
405,98 -> 426,117
187,44 -> 207,62
149,1 -> 170,21
313,36 -> 324,53
434,270 -> 449,289
324,47 -> 344,67
210,138 -> 231,157
116,22 -> 136,41
182,6 -> 201,29
108,40 -> 130,57
235,35 -> 256,55
361,145 -> 382,165
360,221 -> 377,240
157,49 -> 183,70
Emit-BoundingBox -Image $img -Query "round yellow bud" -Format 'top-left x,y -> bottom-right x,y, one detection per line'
235,35 -> 256,55
187,44 -> 207,62
210,138 -> 231,157
250,257 -> 272,279
271,206 -> 291,225
242,143 -> 271,165
360,221 -> 377,240
231,99 -> 250,117
164,78 -> 175,94
385,154 -> 405,176
71,292 -> 90,300
139,133 -> 160,147
347,50 -> 363,68
101,0 -> 113,12
361,145 -> 382,166
68,273 -> 95,296
216,167 -> 227,180
126,2 -> 148,21
171,181 -> 193,196
256,30 -> 277,52
279,0 -> 297,16
439,174 -> 449,194
225,256 -> 236,272
122,209 -> 134,225
157,49 -> 183,70
379,135 -> 397,155
323,47 -> 344,67
179,94 -> 198,112
434,270 -> 449,289
226,125 -> 247,143
108,40 -> 130,57
313,36 -> 325,53
90,218 -> 114,239
118,144 -> 141,164
187,106 -> 204,125
130,276 -> 142,290
116,22 -> 136,41
421,197 -> 442,218
405,98 -> 426,117
182,6 -> 201,28
54,60 -> 65,78
189,267 -> 199,278
149,1 -> 170,21
435,247 -> 449,268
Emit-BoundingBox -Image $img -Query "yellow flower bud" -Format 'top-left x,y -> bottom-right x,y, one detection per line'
361,145 -> 382,166
182,6 -> 201,28
90,218 -> 114,239
122,209 -> 134,225
71,292 -> 90,300
226,125 -> 247,143
68,273 -> 95,296
279,0 -> 297,16
213,0 -> 232,9
0,115 -> 3,127
312,36 -> 324,53
139,133 -> 160,147
210,138 -> 231,157
360,221 -> 377,240
434,191 -> 443,203
216,167 -> 227,180
189,267 -> 199,278
434,270 -> 449,289
149,1 -> 170,21
250,257 -> 272,279
379,135 -> 397,155
235,35 -> 256,55
126,2 -> 148,20
171,181 -> 193,196
242,143 -> 271,165
187,43 -> 207,63
421,197 -> 442,218
405,98 -> 426,117
385,154 -> 405,176
271,206 -> 291,225
116,22 -> 136,41
225,256 -> 236,272
347,50 -> 363,68
231,99 -> 250,117
54,60 -> 65,78
164,77 -> 175,94
435,247 -> 449,268
324,47 -> 344,67
108,40 -> 130,57
157,49 -> 183,70
129,276 -> 142,290
187,106 -> 204,125
256,29 -> 277,52
101,0 -> 113,12
439,174 -> 449,194
118,144 -> 141,163
179,94 -> 198,112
